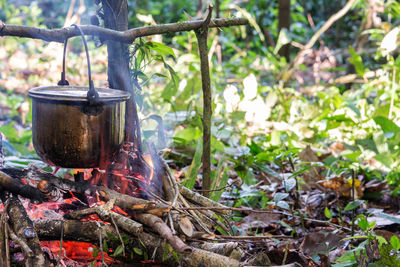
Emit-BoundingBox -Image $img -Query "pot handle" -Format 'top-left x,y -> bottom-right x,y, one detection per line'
57,24 -> 99,105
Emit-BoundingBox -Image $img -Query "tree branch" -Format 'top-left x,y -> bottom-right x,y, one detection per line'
0,18 -> 248,43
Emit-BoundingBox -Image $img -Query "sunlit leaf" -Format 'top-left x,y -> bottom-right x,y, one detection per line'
380,27 -> 399,55
374,116 -> 400,139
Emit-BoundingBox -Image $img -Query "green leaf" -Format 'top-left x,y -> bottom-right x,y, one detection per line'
133,247 -> 143,255
348,45 -> 365,76
174,127 -> 201,142
111,245 -> 124,257
92,247 -> 99,258
344,200 -> 364,211
274,192 -> 289,202
324,207 -> 332,219
390,235 -> 400,250
145,41 -> 176,58
277,200 -> 290,210
374,116 -> 400,139
357,217 -> 369,231
342,151 -> 361,162
283,178 -> 296,192
274,28 -> 292,55
374,154 -> 393,168
183,140 -> 202,189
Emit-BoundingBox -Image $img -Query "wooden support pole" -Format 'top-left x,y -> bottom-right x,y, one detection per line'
195,4 -> 213,197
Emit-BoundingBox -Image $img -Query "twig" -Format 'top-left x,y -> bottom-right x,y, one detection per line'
351,169 -> 356,237
177,206 -> 352,231
216,235 -> 292,240
56,220 -> 65,267
110,215 -> 126,257
178,194 -> 213,234
95,221 -> 107,267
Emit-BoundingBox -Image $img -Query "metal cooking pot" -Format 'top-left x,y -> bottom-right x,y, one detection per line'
28,25 -> 130,169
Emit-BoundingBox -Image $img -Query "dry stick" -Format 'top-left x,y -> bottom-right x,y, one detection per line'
216,235 -> 292,240
110,215 -> 126,256
0,18 -> 248,43
194,3 -> 213,198
281,0 -> 358,81
178,194 -> 213,234
56,220 -> 64,267
3,222 -> 10,267
96,221 -> 107,267
178,184 -> 231,216
133,213 -> 192,254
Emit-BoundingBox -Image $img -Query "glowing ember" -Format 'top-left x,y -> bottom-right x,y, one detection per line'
41,241 -> 116,265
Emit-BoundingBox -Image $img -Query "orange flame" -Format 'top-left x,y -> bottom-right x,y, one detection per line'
143,154 -> 154,181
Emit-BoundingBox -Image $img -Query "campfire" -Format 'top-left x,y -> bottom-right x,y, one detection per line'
0,138 -> 238,266
0,2 -> 249,266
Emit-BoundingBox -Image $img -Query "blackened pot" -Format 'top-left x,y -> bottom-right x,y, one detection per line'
29,86 -> 129,169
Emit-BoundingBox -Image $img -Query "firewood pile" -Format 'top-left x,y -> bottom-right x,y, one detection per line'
0,141 -> 242,267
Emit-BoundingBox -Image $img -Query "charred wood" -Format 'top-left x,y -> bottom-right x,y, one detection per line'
2,166 -> 170,215
0,171 -> 44,202
6,197 -> 49,266
66,204 -> 143,235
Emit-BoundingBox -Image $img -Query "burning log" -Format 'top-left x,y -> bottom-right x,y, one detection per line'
66,201 -> 143,235
0,161 -> 241,266
0,171 -> 44,202
2,166 -> 171,215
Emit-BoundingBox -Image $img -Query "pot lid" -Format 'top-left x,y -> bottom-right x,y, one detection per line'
28,86 -> 130,102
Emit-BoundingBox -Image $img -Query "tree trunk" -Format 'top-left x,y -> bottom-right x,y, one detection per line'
101,0 -> 142,152
278,0 -> 291,61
